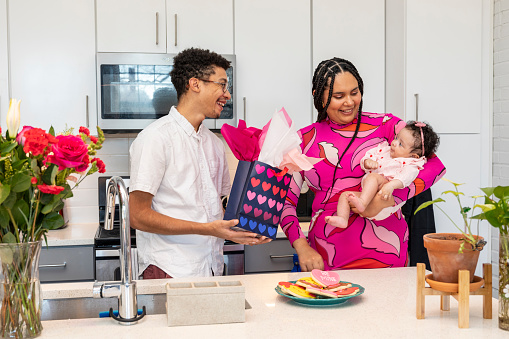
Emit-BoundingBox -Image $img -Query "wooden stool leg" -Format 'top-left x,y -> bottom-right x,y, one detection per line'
441,295 -> 450,311
416,263 -> 426,319
483,263 -> 492,319
458,270 -> 470,328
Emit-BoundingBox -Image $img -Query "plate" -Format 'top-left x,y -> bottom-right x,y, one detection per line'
275,280 -> 365,306
425,274 -> 484,293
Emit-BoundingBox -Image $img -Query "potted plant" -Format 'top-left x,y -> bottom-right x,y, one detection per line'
470,185 -> 509,331
414,178 -> 487,285
0,98 -> 106,338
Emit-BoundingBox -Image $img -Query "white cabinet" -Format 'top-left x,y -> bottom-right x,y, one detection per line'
244,239 -> 297,273
166,0 -> 233,54
313,0 -> 386,118
405,0 -> 483,133
96,0 -> 167,53
8,0 -> 96,133
234,0 -> 312,130
97,0 -> 233,54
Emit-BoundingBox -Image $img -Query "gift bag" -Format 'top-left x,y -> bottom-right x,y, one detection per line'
224,160 -> 291,240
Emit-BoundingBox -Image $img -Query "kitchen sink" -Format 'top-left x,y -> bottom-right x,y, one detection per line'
41,293 -> 167,321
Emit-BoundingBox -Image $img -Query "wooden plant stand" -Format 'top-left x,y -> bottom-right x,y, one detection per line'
416,262 -> 492,328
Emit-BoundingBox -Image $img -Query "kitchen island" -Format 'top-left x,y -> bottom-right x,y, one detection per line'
39,267 -> 505,338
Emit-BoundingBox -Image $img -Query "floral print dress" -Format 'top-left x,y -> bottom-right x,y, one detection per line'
280,113 -> 446,270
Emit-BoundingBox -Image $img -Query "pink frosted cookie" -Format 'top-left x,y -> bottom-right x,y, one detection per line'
334,287 -> 360,297
310,269 -> 340,288
327,282 -> 353,292
305,286 -> 338,299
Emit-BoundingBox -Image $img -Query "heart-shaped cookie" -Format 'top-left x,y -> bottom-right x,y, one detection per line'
310,269 -> 340,287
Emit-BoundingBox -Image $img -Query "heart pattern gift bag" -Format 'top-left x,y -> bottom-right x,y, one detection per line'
224,160 -> 291,240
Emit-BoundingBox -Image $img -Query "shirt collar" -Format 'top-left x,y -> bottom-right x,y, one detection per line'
169,106 -> 202,137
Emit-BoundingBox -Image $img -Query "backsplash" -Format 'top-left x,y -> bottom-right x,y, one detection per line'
64,133 -> 238,224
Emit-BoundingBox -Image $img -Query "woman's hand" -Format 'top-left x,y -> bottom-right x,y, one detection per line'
292,238 -> 324,271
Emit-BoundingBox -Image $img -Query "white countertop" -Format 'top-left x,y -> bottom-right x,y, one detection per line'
38,267 -> 506,338
45,223 -> 98,246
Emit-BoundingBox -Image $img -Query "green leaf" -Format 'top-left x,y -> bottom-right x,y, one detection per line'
473,203 -> 496,213
494,185 -> 509,200
2,191 -> 17,209
1,232 -> 16,243
11,173 -> 32,192
414,198 -> 445,215
30,158 -> 41,176
41,195 -> 62,214
442,190 -> 464,197
48,126 -> 55,137
0,205 -> 10,229
41,211 -> 64,230
0,141 -> 17,155
11,199 -> 29,229
480,186 -> 495,197
42,164 -> 58,185
0,184 -> 10,205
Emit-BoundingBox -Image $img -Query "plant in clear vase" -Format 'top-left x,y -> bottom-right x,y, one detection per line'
0,98 -> 106,338
471,185 -> 509,331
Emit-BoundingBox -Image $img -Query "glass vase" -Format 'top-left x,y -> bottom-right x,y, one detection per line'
0,241 -> 43,338
500,234 -> 509,331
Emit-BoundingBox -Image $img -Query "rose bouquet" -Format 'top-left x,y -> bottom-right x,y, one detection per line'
0,98 -> 106,338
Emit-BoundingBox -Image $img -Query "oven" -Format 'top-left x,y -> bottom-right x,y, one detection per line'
94,176 -> 245,280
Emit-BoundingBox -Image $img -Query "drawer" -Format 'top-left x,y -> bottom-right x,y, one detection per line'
244,239 -> 296,273
39,245 -> 94,283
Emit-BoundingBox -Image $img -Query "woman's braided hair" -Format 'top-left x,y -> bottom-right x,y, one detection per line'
312,58 -> 365,186
312,58 -> 364,123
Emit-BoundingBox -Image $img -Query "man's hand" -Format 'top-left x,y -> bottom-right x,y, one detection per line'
208,219 -> 272,246
292,238 -> 324,271
363,159 -> 379,170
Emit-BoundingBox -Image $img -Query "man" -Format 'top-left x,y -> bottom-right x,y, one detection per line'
129,48 -> 270,279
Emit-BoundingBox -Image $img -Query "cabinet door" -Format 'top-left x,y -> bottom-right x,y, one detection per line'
166,0 -> 233,54
235,0 -> 311,130
406,0 -> 482,133
97,0 -> 166,53
244,239 -> 296,273
8,0 -> 96,133
313,0 -> 385,119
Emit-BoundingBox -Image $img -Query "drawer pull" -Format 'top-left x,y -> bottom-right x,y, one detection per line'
39,262 -> 67,268
269,255 -> 294,259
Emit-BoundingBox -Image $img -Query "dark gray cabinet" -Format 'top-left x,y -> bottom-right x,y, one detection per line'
39,245 -> 94,283
244,239 -> 296,274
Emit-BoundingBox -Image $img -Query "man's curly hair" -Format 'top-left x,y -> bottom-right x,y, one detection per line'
170,48 -> 231,100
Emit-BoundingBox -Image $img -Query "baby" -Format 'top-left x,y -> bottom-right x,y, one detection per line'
325,121 -> 440,227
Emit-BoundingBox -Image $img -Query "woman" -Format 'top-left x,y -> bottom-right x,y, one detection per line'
280,58 -> 446,271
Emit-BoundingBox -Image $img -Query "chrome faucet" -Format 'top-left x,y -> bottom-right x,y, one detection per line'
93,176 -> 145,324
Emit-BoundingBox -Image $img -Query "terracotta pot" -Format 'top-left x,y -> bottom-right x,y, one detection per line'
423,233 -> 483,284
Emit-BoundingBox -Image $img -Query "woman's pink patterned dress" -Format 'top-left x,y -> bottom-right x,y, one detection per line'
280,113 -> 446,270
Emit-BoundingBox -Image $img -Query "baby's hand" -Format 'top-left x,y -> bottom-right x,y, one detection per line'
364,159 -> 379,170
378,184 -> 395,200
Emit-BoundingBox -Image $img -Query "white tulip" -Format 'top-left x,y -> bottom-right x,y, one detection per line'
6,98 -> 21,139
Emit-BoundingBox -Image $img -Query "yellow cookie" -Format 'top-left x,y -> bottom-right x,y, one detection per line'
283,285 -> 316,299
295,277 -> 322,289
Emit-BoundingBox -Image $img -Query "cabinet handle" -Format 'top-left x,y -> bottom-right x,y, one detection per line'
414,93 -> 419,121
85,95 -> 89,128
243,97 -> 247,121
269,255 -> 294,259
155,12 -> 159,45
174,14 -> 178,46
40,262 -> 67,268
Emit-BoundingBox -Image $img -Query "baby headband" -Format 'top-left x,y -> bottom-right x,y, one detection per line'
414,122 -> 426,156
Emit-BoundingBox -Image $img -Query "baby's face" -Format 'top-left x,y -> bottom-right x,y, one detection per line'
390,128 -> 417,158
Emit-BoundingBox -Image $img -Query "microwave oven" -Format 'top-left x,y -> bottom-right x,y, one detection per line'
96,53 -> 236,133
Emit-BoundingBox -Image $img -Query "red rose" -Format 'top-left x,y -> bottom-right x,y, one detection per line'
45,135 -> 90,171
79,126 -> 90,136
23,128 -> 52,156
31,177 -> 38,185
38,184 -> 64,195
92,158 -> 106,173
90,136 -> 98,144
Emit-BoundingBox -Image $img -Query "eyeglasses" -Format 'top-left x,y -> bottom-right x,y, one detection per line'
198,79 -> 229,93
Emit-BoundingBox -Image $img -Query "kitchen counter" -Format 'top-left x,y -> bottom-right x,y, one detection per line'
45,223 -> 98,246
38,267 -> 505,338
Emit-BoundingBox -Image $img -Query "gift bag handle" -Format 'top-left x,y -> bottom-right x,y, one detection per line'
270,167 -> 289,177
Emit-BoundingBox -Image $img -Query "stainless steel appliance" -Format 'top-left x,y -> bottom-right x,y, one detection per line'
94,176 -> 244,280
96,53 -> 236,133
